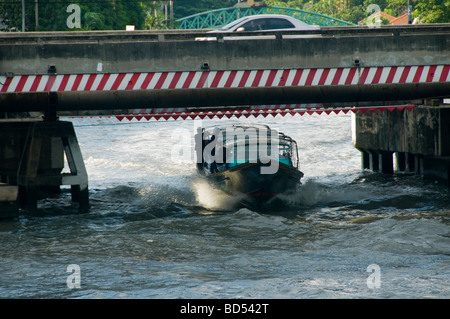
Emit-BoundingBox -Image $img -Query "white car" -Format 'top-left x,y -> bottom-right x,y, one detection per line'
208,14 -> 320,33
195,14 -> 320,41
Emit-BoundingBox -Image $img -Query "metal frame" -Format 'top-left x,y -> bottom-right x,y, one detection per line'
176,6 -> 356,29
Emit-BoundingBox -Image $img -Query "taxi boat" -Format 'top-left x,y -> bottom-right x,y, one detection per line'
195,124 -> 304,207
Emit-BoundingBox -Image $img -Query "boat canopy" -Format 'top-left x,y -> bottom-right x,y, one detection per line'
201,124 -> 299,169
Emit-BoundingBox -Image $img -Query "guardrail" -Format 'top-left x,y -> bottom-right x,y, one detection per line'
0,24 -> 449,44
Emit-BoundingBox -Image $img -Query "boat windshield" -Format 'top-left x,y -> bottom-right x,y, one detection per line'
202,124 -> 299,169
224,136 -> 299,168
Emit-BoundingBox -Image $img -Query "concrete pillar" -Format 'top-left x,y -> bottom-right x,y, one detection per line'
378,151 -> 394,174
369,150 -> 379,172
405,152 -> 415,173
0,184 -> 19,219
0,120 -> 89,212
414,154 -> 423,175
360,149 -> 370,170
395,152 -> 406,172
352,104 -> 450,185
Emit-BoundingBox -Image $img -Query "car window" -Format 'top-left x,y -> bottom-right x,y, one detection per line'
266,18 -> 295,29
240,18 -> 295,31
240,19 -> 267,31
218,17 -> 248,31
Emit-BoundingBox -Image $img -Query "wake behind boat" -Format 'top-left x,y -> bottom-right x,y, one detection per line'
195,124 -> 304,207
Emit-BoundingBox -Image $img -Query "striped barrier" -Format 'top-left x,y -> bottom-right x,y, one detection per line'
1,65 -> 449,94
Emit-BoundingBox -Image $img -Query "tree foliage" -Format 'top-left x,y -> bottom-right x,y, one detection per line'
174,0 -> 235,19
266,0 -> 450,24
0,0 -> 147,31
0,0 -> 448,31
414,0 -> 450,23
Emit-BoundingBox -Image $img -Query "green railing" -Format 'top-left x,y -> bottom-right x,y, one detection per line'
176,6 -> 356,29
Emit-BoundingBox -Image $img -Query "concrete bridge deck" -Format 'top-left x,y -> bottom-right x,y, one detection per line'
1,24 -> 449,73
1,24 -> 449,114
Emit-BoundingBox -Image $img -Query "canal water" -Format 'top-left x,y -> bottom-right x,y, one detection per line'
0,113 -> 449,299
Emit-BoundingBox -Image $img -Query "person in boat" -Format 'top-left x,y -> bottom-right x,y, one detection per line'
209,127 -> 221,174
198,127 -> 228,174
194,127 -> 206,175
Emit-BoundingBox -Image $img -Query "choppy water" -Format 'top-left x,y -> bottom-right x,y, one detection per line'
0,114 -> 449,299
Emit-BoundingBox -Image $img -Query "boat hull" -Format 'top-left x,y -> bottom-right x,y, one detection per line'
206,162 -> 303,204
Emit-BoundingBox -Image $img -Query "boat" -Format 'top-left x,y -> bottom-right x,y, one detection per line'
195,124 -> 304,207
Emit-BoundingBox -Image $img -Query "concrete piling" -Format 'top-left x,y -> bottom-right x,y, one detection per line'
0,120 -> 89,214
353,102 -> 450,185
0,183 -> 19,219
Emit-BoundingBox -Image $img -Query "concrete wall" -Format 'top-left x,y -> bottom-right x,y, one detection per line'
1,25 -> 449,74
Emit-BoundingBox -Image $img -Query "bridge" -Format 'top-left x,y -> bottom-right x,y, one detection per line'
175,6 -> 356,29
1,24 -> 448,114
0,24 -> 449,216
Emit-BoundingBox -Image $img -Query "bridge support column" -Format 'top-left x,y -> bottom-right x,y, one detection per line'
360,149 -> 370,170
361,150 -> 394,174
0,184 -> 19,219
0,120 -> 89,213
353,103 -> 450,186
393,152 -> 423,175
378,151 -> 394,174
394,152 -> 406,172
